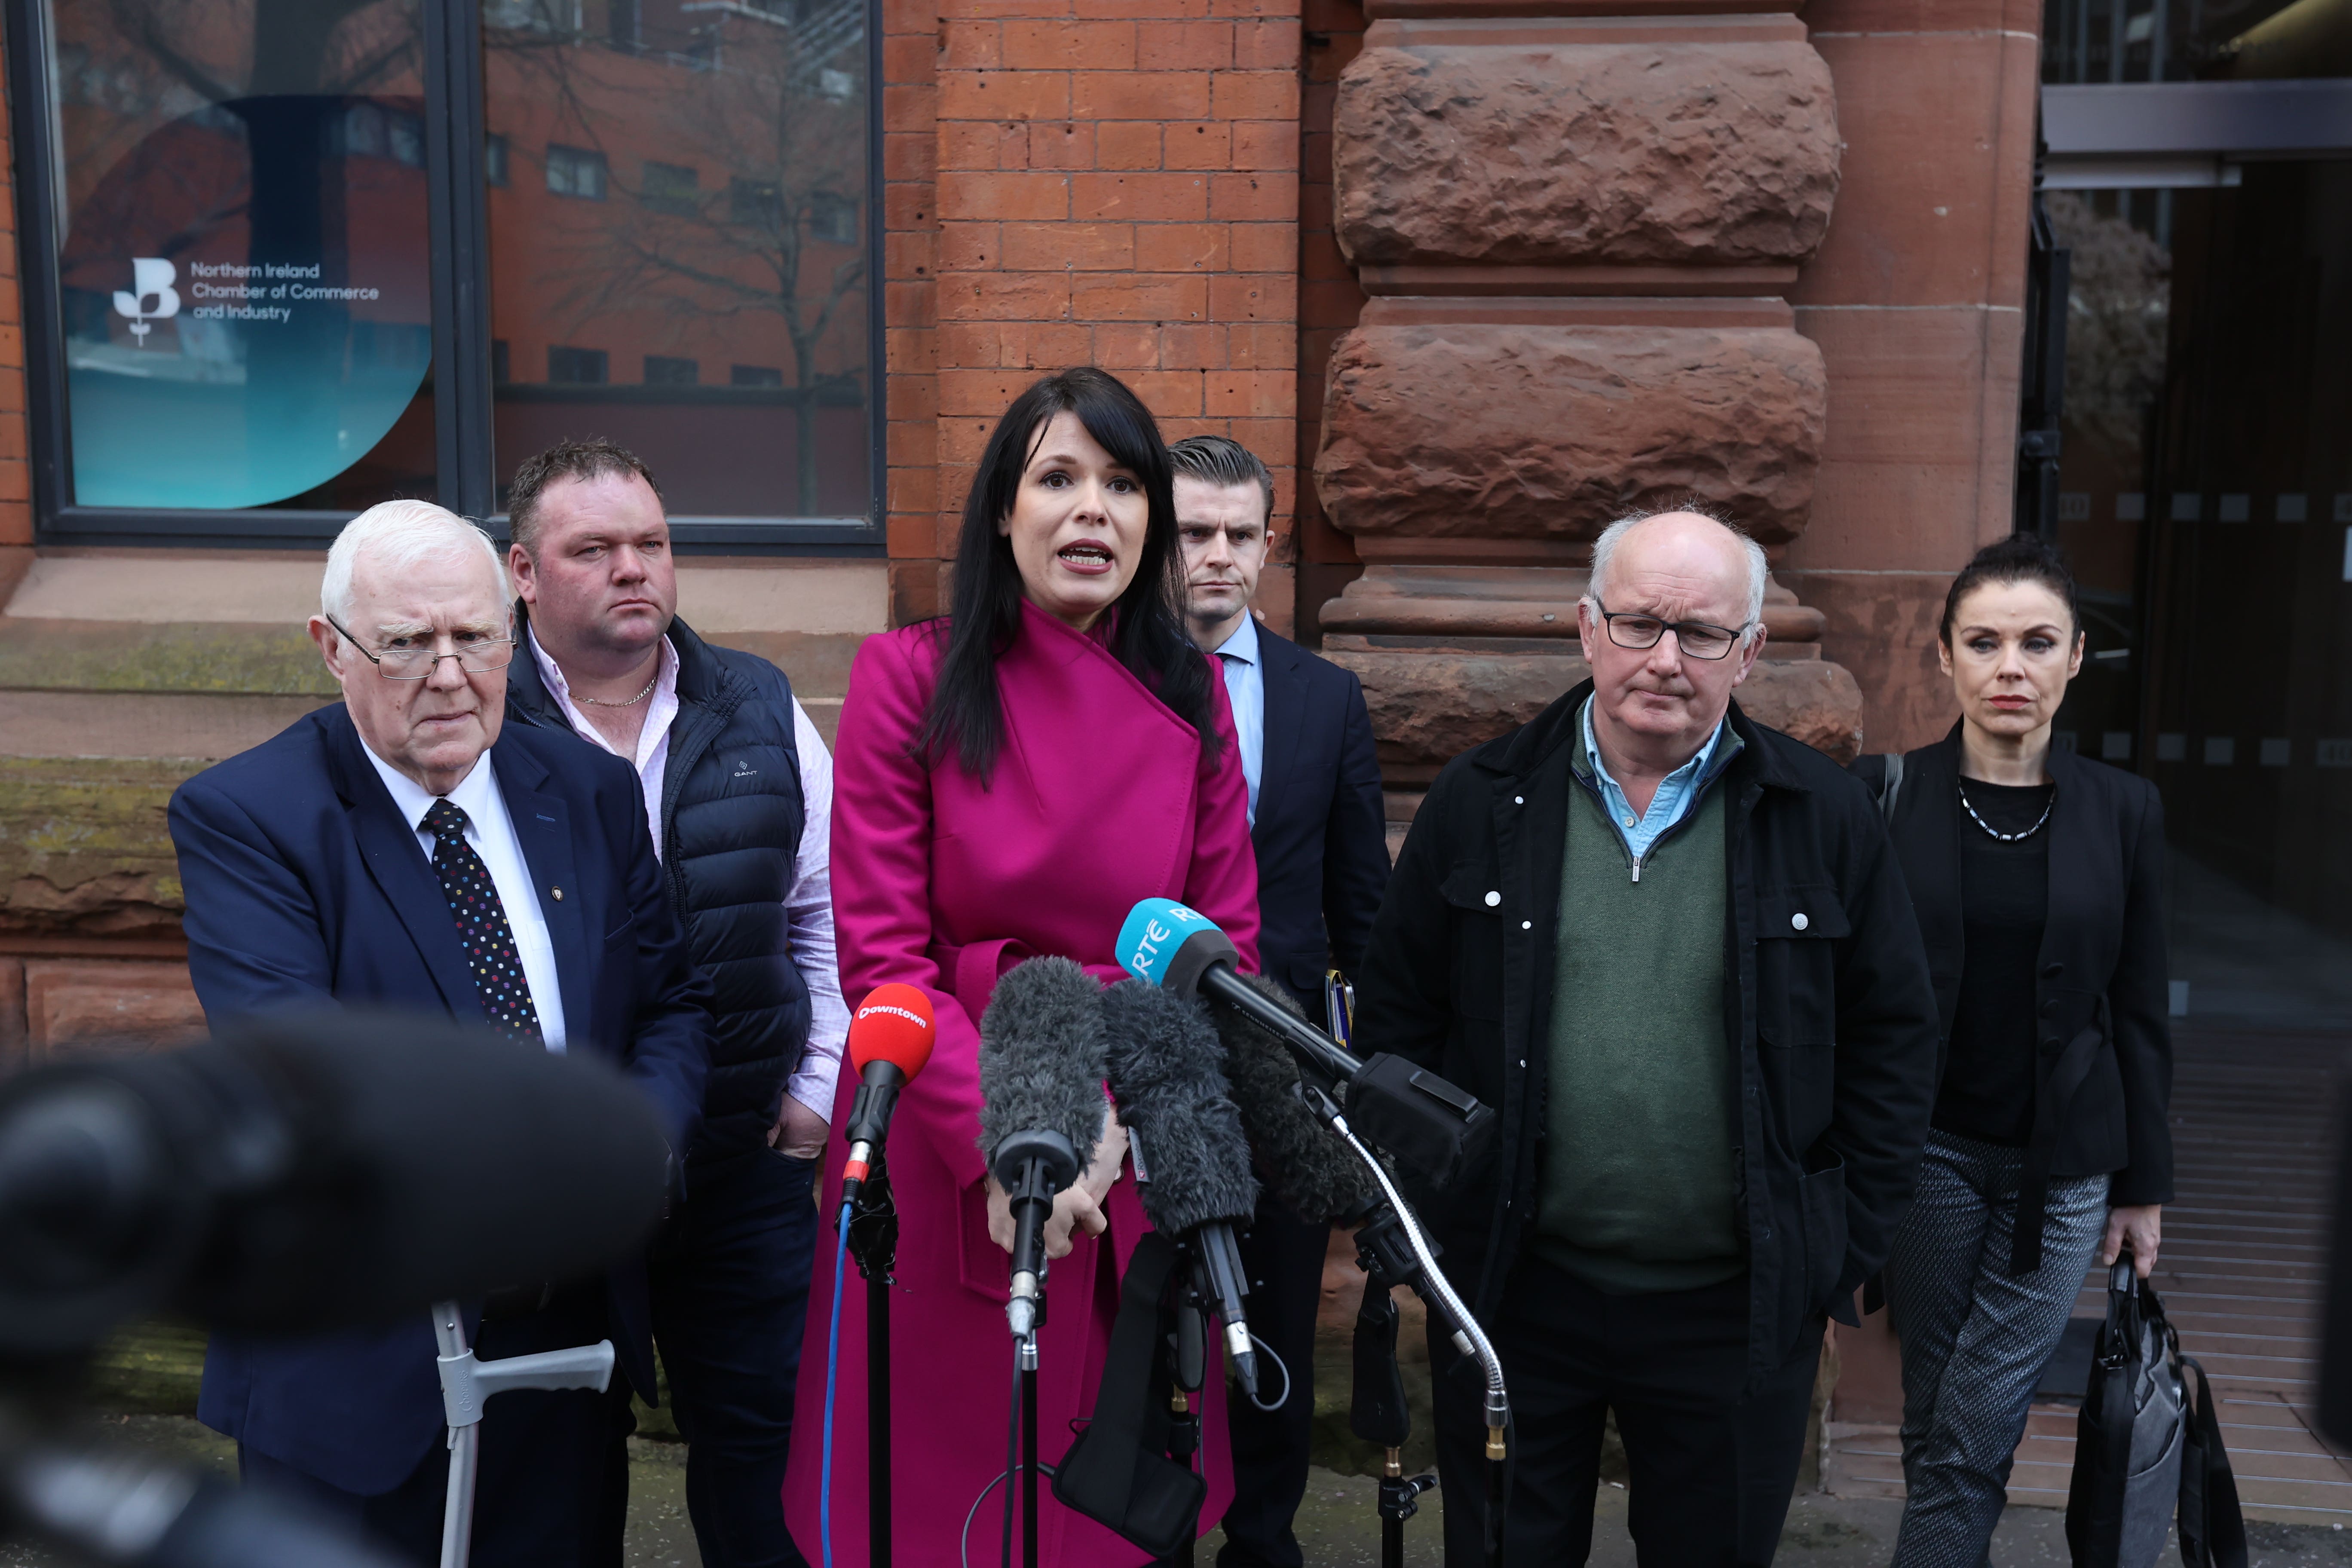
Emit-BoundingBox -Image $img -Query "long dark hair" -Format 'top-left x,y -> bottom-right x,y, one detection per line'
1939,533 -> 2082,646
915,368 -> 1221,780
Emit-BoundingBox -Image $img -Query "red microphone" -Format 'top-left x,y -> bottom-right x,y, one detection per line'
839,984 -> 937,1206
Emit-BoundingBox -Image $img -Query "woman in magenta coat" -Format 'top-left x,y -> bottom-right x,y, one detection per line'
785,368 -> 1262,1565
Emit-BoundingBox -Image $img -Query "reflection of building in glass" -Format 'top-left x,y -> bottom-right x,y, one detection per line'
39,0 -> 873,520
484,0 -> 873,517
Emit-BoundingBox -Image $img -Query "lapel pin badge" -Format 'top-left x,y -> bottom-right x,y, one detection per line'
551,887 -> 564,901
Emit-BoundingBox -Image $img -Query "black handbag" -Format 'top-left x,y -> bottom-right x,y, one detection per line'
2067,1261 -> 2184,1568
2064,1260 -> 2248,1568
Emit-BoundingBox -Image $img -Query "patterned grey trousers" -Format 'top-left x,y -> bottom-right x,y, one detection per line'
1883,1131 -> 2110,1568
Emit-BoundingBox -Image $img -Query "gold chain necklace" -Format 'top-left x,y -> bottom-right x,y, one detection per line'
574,669 -> 658,708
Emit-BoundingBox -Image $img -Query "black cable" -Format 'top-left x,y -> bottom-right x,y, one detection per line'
960,1469 -> 1011,1568
1001,1340 -> 1022,1568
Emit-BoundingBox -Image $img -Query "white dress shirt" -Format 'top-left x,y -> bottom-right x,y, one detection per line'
1208,612 -> 1265,826
358,743 -> 570,1053
530,628 -> 848,1118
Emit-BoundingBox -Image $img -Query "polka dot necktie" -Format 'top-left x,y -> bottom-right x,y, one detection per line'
422,799 -> 543,1047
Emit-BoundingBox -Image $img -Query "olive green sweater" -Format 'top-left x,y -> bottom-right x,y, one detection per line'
1531,768 -> 1744,1294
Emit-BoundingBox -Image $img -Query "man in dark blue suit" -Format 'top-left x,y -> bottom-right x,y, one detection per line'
1171,437 -> 1391,1568
168,499 -> 713,1568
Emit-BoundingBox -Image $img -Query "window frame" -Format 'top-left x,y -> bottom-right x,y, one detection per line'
1,0 -> 886,554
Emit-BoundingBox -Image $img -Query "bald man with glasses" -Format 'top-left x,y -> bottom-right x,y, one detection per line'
1354,508 -> 1939,1566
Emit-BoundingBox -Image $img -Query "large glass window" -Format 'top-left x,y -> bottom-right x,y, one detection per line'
6,0 -> 882,543
2046,163 -> 2352,1026
2043,0 -> 2349,84
482,0 -> 873,519
41,0 -> 435,513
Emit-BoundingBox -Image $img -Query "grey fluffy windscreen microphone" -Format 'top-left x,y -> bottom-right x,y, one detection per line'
1100,977 -> 1263,1394
977,956 -> 1110,1342
1210,972 -> 1376,1226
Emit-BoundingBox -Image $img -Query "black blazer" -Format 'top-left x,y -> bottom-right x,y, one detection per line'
1853,728 -> 2173,1225
1247,624 -> 1391,1011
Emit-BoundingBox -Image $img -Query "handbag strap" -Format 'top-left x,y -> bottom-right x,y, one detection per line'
2177,1355 -> 2248,1568
1067,1230 -> 1183,1520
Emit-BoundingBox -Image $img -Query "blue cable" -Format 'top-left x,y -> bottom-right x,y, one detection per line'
819,1198 -> 853,1568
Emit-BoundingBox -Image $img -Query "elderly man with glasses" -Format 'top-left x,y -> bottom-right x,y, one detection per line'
168,499 -> 714,1568
1354,508 -> 1940,1566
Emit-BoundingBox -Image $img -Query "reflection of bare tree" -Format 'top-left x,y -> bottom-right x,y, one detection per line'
2049,192 -> 2171,464
501,15 -> 867,515
77,0 -> 428,465
104,0 -> 416,101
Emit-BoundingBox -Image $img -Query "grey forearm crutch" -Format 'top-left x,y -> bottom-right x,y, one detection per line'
431,1300 -> 618,1568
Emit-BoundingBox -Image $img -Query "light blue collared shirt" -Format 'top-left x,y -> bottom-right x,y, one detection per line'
1209,615 -> 1265,825
1577,697 -> 1738,862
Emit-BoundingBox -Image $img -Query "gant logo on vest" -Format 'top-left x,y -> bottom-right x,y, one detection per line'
731,761 -> 759,779
112,257 -> 179,346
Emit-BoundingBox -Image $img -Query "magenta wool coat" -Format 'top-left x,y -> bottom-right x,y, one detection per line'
784,601 -> 1262,1566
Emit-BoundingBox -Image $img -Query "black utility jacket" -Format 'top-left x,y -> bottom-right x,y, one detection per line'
1354,682 -> 1942,1385
507,607 -> 812,1165
1852,729 -> 2172,1260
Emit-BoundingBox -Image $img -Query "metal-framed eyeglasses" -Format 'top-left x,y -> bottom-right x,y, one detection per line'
1589,601 -> 1752,661
326,616 -> 515,680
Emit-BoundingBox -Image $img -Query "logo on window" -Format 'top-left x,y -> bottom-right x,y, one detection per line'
111,257 -> 180,346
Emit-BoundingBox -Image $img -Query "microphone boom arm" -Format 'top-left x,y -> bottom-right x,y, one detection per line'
1303,1084 -> 1510,1464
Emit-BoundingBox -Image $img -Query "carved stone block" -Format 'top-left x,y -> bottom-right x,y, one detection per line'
1315,323 -> 1828,545
1333,39 -> 1840,269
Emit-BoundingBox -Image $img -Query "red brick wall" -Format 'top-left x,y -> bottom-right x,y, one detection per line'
891,0 -> 1306,628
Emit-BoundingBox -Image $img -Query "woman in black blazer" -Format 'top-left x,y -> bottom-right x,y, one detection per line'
1851,536 -> 2171,1566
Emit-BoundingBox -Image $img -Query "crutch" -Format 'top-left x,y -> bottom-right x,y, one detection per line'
430,1299 -> 619,1568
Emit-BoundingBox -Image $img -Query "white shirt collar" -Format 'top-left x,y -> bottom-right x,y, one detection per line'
528,625 -> 681,771
357,732 -> 501,836
1207,612 -> 1261,665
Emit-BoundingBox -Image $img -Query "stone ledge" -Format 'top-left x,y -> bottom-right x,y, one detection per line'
1319,565 -> 1828,646
0,758 -> 193,944
1324,637 -> 1864,781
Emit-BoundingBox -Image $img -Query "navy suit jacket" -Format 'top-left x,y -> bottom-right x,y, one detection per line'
1248,625 -> 1391,1014
168,703 -> 713,1495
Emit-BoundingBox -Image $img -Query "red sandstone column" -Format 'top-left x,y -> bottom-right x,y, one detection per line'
1311,2 -> 1866,793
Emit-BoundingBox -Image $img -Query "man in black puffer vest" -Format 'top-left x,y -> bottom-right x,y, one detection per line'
502,440 -> 842,1568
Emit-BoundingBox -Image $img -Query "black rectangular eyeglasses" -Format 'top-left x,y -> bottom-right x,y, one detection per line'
1591,602 -> 1749,661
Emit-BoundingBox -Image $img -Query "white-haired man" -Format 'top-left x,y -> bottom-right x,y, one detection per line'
1354,509 -> 1940,1565
168,499 -> 714,1566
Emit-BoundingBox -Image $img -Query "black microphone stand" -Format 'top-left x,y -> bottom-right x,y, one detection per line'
995,1130 -> 1076,1568
1309,1091 -> 1509,1568
1022,1327 -> 1041,1568
1352,1237 -> 1437,1568
843,1150 -> 901,1568
1161,1246 -> 1210,1568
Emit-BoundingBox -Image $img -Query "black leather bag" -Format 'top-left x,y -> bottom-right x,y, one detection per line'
2065,1261 -> 2246,1568
2067,1262 -> 2184,1568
